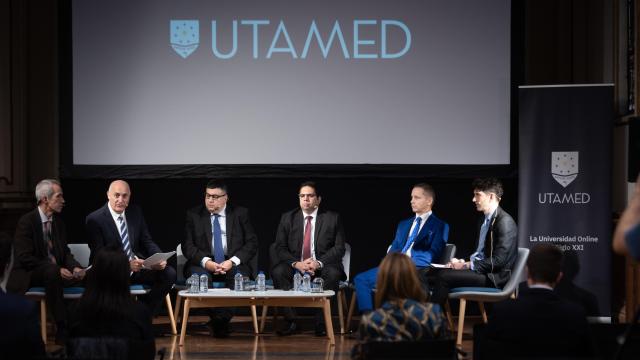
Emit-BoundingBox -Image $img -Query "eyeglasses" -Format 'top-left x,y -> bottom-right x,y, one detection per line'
298,193 -> 317,199
205,193 -> 227,200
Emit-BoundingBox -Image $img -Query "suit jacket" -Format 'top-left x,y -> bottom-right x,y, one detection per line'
483,287 -> 593,357
181,204 -> 258,271
8,208 -> 81,293
0,289 -> 46,359
472,206 -> 517,288
388,213 -> 448,268
274,208 -> 346,269
85,204 -> 162,264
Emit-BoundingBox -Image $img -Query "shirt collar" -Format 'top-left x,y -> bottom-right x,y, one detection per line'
415,210 -> 432,223
485,205 -> 498,222
529,284 -> 554,291
37,206 -> 50,223
107,202 -> 125,223
210,205 -> 227,217
302,207 -> 319,219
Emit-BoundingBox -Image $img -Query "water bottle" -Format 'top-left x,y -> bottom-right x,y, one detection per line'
256,271 -> 266,292
199,273 -> 208,293
293,271 -> 302,291
312,277 -> 324,293
302,272 -> 311,292
189,274 -> 199,293
234,271 -> 244,291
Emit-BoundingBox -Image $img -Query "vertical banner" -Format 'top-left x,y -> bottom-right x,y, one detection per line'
519,85 -> 613,317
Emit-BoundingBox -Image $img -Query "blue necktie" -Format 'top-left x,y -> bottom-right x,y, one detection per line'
212,214 -> 225,263
401,217 -> 422,254
473,217 -> 491,261
118,215 -> 133,260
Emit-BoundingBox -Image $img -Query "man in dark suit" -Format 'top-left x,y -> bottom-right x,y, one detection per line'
85,180 -> 176,316
272,181 -> 346,336
430,178 -> 517,303
481,243 -> 593,358
182,179 -> 258,337
7,179 -> 85,344
353,183 -> 448,313
1,231 -> 46,359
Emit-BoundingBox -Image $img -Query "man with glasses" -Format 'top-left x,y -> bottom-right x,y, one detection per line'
182,179 -> 258,337
272,181 -> 346,336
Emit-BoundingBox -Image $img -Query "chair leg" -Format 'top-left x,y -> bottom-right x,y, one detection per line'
165,294 -> 177,335
444,300 -> 454,331
478,301 -> 488,324
456,299 -> 467,347
40,299 -> 47,344
337,290 -> 345,334
346,291 -> 358,332
174,294 -> 183,325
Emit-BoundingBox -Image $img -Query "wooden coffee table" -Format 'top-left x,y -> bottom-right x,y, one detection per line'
178,289 -> 336,345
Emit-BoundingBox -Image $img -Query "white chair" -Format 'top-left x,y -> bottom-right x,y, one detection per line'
446,247 -> 529,347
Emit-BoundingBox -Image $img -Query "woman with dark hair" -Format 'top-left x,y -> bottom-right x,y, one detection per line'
358,252 -> 447,342
69,245 -> 155,359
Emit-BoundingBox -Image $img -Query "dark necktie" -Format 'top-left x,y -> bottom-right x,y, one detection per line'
118,215 -> 133,260
302,215 -> 313,260
402,217 -> 422,254
44,220 -> 56,264
212,214 -> 225,263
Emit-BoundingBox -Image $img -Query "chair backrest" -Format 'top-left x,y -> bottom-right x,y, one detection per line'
68,244 -> 91,268
176,243 -> 187,282
437,243 -> 456,264
499,247 -> 529,295
343,243 -> 351,281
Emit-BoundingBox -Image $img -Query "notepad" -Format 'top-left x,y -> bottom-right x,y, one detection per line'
142,251 -> 176,268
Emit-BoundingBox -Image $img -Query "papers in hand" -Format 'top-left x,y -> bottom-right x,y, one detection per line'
142,251 -> 176,268
430,263 -> 451,269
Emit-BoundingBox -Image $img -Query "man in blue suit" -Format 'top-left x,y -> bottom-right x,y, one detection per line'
353,183 -> 448,313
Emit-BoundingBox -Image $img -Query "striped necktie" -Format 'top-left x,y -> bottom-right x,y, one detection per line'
118,215 -> 133,260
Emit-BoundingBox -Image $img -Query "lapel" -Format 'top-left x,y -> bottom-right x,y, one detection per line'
102,204 -> 123,245
313,210 -> 324,246
292,210 -> 304,251
415,215 -> 434,243
30,209 -> 46,256
201,207 -> 213,253
225,206 -> 235,250
50,214 -> 62,262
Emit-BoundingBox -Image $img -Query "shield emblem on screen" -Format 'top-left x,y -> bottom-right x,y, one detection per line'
170,20 -> 199,58
551,151 -> 579,188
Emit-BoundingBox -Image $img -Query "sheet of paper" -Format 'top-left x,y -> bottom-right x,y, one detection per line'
142,251 -> 176,268
430,263 -> 451,268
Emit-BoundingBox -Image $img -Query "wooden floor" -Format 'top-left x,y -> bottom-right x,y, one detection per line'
47,315 -> 481,359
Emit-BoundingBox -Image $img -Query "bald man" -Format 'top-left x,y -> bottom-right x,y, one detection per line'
85,180 -> 176,316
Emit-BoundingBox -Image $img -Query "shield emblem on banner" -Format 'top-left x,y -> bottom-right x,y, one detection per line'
551,151 -> 579,188
170,20 -> 199,59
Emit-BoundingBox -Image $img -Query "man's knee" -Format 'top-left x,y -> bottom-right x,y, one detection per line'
271,263 -> 292,287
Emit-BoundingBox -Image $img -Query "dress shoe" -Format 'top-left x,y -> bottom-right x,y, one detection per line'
276,321 -> 298,336
314,322 -> 327,337
207,319 -> 232,338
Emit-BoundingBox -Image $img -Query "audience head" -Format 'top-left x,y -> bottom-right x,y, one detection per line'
107,180 -> 131,214
35,179 -> 65,215
298,181 -> 321,215
527,243 -> 564,287
78,245 -> 134,319
472,177 -> 503,214
411,183 -> 435,215
375,252 -> 426,308
0,231 -> 12,279
205,179 -> 228,213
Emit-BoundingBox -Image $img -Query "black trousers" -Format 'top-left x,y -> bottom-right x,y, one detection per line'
187,263 -> 252,322
131,265 -> 176,316
271,262 -> 342,322
429,268 -> 491,304
29,263 -> 83,325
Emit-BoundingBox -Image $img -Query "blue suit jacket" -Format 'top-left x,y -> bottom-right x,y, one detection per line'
388,213 -> 448,267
